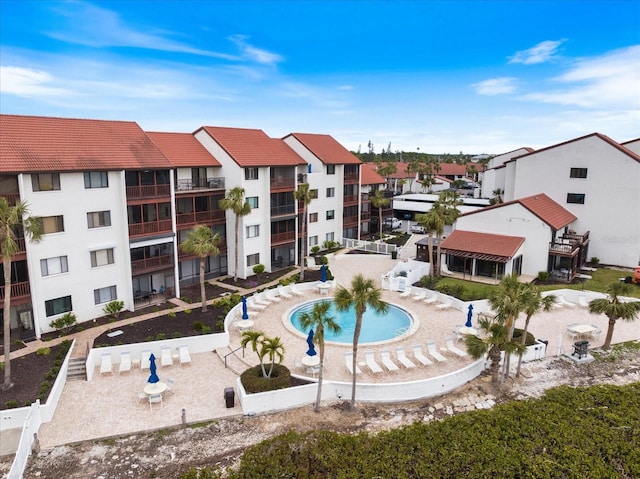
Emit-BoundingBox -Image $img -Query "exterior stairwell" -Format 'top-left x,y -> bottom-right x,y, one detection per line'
214,345 -> 249,377
66,357 -> 87,381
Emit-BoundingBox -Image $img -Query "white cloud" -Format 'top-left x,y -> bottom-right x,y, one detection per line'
471,77 -> 517,95
524,45 -> 640,109
228,35 -> 283,66
0,66 -> 71,97
509,40 -> 565,65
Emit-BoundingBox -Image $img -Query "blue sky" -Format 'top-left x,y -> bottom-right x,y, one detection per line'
1,0 -> 639,154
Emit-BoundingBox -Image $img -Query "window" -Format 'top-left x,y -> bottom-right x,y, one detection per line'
310,236 -> 318,247
42,215 -> 64,234
309,213 -> 318,223
569,168 -> 588,179
40,256 -> 68,276
246,225 -> 260,238
32,173 -> 60,192
94,285 -> 117,304
567,193 -> 585,204
327,165 -> 335,175
45,295 -> 72,317
247,196 -> 259,209
326,210 -> 335,220
247,253 -> 260,267
326,232 -> 335,242
84,171 -> 109,188
87,211 -> 111,228
245,168 -> 259,180
309,189 -> 318,199
326,187 -> 335,198
91,248 -> 115,267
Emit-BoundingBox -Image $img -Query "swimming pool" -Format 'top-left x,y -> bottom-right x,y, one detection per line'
289,299 -> 413,344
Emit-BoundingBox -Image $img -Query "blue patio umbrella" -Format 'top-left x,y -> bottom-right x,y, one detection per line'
148,353 -> 160,383
320,264 -> 327,282
465,304 -> 474,328
306,329 -> 317,356
241,296 -> 249,320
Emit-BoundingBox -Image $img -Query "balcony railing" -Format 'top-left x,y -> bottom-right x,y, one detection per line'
176,209 -> 225,225
361,192 -> 370,202
270,177 -> 295,190
344,173 -> 359,183
0,281 -> 31,300
126,184 -> 171,199
549,241 -> 580,256
128,219 -> 173,237
561,230 -> 590,244
343,194 -> 359,204
343,215 -> 359,226
131,254 -> 174,275
270,204 -> 296,217
2,193 -> 20,206
176,177 -> 225,192
271,231 -> 295,244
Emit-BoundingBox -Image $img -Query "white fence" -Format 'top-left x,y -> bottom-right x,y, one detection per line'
342,238 -> 397,255
6,401 -> 42,479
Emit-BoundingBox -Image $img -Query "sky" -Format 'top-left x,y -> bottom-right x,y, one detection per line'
1,0 -> 639,154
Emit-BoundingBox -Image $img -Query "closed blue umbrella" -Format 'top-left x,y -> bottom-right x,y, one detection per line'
306,329 -> 317,356
241,297 -> 249,320
466,304 -> 474,328
148,353 -> 159,383
320,264 -> 327,282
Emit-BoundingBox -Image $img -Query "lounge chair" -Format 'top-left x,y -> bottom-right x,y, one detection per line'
411,345 -> 433,366
423,294 -> 438,305
436,299 -> 452,310
426,341 -> 448,362
290,284 -> 305,297
99,353 -> 112,375
305,256 -> 322,270
412,290 -> 427,301
559,295 -> 576,307
399,287 -> 412,298
380,349 -> 400,372
247,297 -> 267,310
441,263 -> 454,276
278,285 -> 293,299
445,337 -> 468,357
344,352 -> 362,375
265,288 -> 282,302
160,347 -> 173,367
140,350 -> 152,372
254,292 -> 271,306
365,351 -> 384,374
148,394 -> 163,410
178,345 -> 191,366
165,378 -> 175,394
118,352 -> 131,375
395,347 -> 416,368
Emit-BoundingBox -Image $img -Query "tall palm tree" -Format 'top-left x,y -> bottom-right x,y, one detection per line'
293,183 -> 313,281
298,300 -> 341,412
261,336 -> 285,379
370,189 -> 390,240
515,285 -> 556,377
334,274 -> 387,410
588,282 -> 640,350
415,206 -> 444,278
1,198 -> 43,390
219,187 -> 252,282
241,330 -> 267,377
180,225 -> 221,312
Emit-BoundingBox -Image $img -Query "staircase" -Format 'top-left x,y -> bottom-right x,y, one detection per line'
214,346 -> 249,376
66,357 -> 87,381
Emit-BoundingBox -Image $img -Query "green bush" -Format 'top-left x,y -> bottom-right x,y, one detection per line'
437,280 -> 465,299
48,312 -> 77,334
417,275 -> 440,290
168,311 -> 176,318
310,245 -> 320,254
193,321 -> 204,332
512,328 -> 536,346
36,347 -> 51,356
102,300 -> 124,319
537,271 -> 549,281
252,263 -> 265,275
4,400 -> 18,409
240,364 -> 291,393
590,256 -> 600,265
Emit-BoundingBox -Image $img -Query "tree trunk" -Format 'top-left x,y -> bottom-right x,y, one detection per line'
299,204 -> 307,281
199,255 -> 207,312
233,216 -> 240,282
427,233 -> 434,278
2,257 -> 14,390
350,313 -> 363,410
315,342 -> 324,413
515,316 -> 531,377
378,208 -> 383,240
603,317 -> 616,350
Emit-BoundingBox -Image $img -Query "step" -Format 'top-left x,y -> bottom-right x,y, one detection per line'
214,347 -> 246,377
67,358 -> 87,380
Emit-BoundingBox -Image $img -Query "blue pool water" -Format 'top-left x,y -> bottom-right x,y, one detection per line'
289,299 -> 412,344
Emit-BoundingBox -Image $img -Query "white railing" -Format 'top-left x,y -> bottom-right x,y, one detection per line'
342,238 -> 397,255
7,400 -> 42,479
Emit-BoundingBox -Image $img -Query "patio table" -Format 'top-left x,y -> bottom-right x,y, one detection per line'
144,382 -> 167,395
568,324 -> 597,340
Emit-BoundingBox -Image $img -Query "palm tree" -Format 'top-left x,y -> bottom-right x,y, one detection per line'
1,198 -> 43,390
415,208 -> 444,278
588,282 -> 640,350
293,183 -> 313,281
430,192 -> 461,276
370,189 -> 390,240
261,336 -> 285,379
219,187 -> 252,282
334,274 -> 387,410
298,300 -> 341,412
515,285 -> 556,377
491,188 -> 504,205
241,330 -> 267,377
179,225 -> 221,312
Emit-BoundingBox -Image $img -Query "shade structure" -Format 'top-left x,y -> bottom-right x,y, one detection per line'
241,297 -> 249,320
148,353 -> 160,383
306,329 -> 317,356
466,304 -> 474,328
320,264 -> 327,283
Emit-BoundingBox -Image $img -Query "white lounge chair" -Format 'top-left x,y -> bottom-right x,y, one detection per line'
290,284 -> 305,297
578,295 -> 589,308
395,347 -> 416,368
160,347 -> 173,367
118,352 -> 131,375
344,352 -> 362,375
559,295 -> 577,307
426,341 -> 448,362
436,299 -> 452,310
140,350 -> 152,372
148,394 -> 163,410
266,288 -> 282,302
412,291 -> 427,301
379,349 -> 400,371
165,378 -> 175,394
365,351 -> 384,374
178,345 -> 191,366
423,294 -> 438,305
100,353 -> 112,375
441,263 -> 454,276
411,345 -> 433,366
445,337 -> 468,357
254,292 -> 271,306
305,256 -> 322,270
278,285 -> 293,299
247,297 -> 267,310
399,287 -> 412,298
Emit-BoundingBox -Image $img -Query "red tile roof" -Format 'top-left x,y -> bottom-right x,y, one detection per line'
0,114 -> 171,172
461,193 -> 576,230
147,131 -> 221,167
360,163 -> 386,185
285,133 -> 361,165
197,126 -> 305,167
440,230 -> 525,260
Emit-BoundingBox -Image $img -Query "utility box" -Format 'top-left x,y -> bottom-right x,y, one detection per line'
224,387 -> 235,408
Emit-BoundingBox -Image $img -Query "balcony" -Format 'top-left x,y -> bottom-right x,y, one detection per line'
343,215 -> 359,227
344,173 -> 359,183
128,219 -> 173,238
176,177 -> 225,192
126,184 -> 171,199
3,192 -> 20,206
271,231 -> 295,245
0,281 -> 31,300
270,177 -> 295,190
176,209 -> 225,226
561,230 -> 590,244
549,241 -> 580,256
270,204 -> 296,217
343,194 -> 359,205
131,254 -> 174,275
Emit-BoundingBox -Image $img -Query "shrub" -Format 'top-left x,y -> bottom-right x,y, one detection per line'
417,275 -> 440,290
240,364 -> 291,393
590,256 -> 600,265
168,311 -> 176,318
253,263 -> 265,275
310,245 -> 320,254
155,333 -> 167,341
193,321 -> 204,332
437,280 -> 465,299
4,400 -> 18,409
512,328 -> 536,346
36,347 -> 51,356
49,312 -> 77,334
184,309 -> 192,314
102,300 -> 124,319
537,271 -> 549,281
172,332 -> 182,338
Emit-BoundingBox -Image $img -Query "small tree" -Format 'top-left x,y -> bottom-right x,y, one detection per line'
588,282 -> 640,350
180,225 -> 221,313
370,190 -> 390,240
240,330 -> 285,379
294,183 -> 314,281
219,187 -> 252,282
49,312 -> 77,335
103,300 -> 125,319
252,264 -> 265,277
